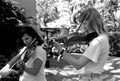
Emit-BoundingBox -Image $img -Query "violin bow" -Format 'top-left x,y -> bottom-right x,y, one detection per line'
76,12 -> 89,33
8,37 -> 37,69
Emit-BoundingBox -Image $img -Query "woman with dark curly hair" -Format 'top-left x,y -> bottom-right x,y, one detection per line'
0,26 -> 47,81
17,26 -> 47,81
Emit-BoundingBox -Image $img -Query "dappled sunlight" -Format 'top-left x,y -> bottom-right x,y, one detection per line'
103,62 -> 114,71
111,69 -> 120,73
113,75 -> 120,78
59,68 -> 81,76
45,67 -> 62,75
45,65 -> 81,76
45,69 -> 59,75
111,58 -> 120,61
45,56 -> 120,81
60,66 -> 81,76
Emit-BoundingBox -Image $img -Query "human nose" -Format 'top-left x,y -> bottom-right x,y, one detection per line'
23,40 -> 27,44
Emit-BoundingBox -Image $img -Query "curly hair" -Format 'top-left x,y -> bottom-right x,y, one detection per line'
17,25 -> 44,46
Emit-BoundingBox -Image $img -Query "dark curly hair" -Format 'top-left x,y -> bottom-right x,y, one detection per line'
17,25 -> 44,46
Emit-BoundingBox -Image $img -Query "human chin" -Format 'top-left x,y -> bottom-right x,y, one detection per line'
25,42 -> 29,46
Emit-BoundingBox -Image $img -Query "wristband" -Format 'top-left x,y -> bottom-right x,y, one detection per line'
59,49 -> 64,55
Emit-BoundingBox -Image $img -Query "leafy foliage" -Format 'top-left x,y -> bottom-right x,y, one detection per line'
0,0 -> 26,62
37,0 -> 120,57
37,0 -> 59,27
109,32 -> 120,57
0,0 -> 28,80
1,0 -> 120,81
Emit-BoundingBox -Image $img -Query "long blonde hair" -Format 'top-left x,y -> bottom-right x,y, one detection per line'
78,7 -> 108,35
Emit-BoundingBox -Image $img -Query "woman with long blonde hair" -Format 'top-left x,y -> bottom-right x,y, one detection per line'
53,7 -> 109,81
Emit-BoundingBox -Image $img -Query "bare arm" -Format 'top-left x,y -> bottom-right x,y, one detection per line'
24,58 -> 42,76
71,53 -> 82,60
63,52 -> 91,70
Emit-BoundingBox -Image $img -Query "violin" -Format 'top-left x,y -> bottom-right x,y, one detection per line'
54,32 -> 98,47
50,12 -> 98,47
5,37 -> 37,69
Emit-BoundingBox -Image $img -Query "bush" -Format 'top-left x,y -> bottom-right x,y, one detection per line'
109,32 -> 120,57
